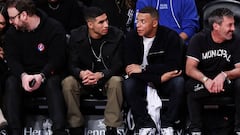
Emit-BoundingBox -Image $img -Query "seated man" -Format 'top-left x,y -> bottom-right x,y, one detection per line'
123,7 -> 185,135
3,0 -> 68,134
61,7 -> 124,135
186,8 -> 240,135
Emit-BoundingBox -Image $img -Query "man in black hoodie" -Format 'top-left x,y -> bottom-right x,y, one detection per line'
4,0 -> 68,134
123,7 -> 185,135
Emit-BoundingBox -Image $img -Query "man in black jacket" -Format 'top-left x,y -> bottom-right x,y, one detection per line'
123,7 -> 185,135
62,7 -> 124,135
4,0 -> 68,135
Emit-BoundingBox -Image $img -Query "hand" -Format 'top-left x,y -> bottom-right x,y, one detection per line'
179,32 -> 188,41
80,70 -> 99,86
125,64 -> 142,76
203,78 -> 215,93
21,74 -> 35,92
22,73 -> 43,92
79,70 -> 92,80
210,72 -> 226,93
161,70 -> 182,83
31,74 -> 43,90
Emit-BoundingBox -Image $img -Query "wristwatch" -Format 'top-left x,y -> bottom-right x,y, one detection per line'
202,76 -> 208,83
40,73 -> 46,83
141,65 -> 146,72
100,72 -> 104,78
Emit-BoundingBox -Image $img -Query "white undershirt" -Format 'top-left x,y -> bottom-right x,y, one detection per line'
142,36 -> 155,66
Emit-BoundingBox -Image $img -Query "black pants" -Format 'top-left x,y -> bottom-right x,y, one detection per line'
186,78 -> 240,132
123,76 -> 185,129
3,75 -> 67,135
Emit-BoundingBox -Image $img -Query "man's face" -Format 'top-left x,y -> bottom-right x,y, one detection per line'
136,13 -> 157,37
7,7 -> 27,31
88,13 -> 109,37
216,16 -> 235,40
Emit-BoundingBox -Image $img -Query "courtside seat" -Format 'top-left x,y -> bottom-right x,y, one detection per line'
80,94 -> 107,115
202,96 -> 235,109
23,96 -> 48,115
81,98 -> 107,115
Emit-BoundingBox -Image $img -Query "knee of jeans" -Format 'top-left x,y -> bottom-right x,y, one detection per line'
62,76 -> 79,93
123,78 -> 140,98
170,77 -> 185,94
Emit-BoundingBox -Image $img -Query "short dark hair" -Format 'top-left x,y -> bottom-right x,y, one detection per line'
6,0 -> 36,16
208,8 -> 234,29
84,7 -> 105,21
139,6 -> 159,20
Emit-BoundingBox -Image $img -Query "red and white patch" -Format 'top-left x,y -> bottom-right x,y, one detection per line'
37,43 -> 45,51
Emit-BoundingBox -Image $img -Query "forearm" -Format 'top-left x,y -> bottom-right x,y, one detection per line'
223,67 -> 240,80
186,67 -> 208,83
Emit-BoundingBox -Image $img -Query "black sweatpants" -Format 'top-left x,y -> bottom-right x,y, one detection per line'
186,78 -> 240,132
3,75 -> 67,135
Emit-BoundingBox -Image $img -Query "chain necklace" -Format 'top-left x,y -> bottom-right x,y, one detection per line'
88,35 -> 105,62
48,3 -> 60,10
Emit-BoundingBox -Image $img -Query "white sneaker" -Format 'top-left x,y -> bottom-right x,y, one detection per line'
0,109 -> 7,127
191,132 -> 201,135
139,128 -> 156,135
161,127 -> 174,135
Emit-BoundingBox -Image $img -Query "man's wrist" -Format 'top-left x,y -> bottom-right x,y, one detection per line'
140,65 -> 146,72
100,72 -> 104,78
202,76 -> 208,83
98,72 -> 104,79
40,73 -> 46,83
221,71 -> 227,79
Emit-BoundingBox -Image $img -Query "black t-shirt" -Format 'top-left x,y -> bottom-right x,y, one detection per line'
90,38 -> 105,72
187,31 -> 240,78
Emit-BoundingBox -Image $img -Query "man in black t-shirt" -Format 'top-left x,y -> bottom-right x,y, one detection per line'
186,8 -> 240,135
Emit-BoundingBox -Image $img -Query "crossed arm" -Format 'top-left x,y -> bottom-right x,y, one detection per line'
186,57 -> 240,93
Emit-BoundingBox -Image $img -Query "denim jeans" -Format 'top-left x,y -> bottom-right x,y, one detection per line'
123,76 -> 185,129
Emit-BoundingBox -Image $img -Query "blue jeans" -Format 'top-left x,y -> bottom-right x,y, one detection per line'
123,76 -> 185,129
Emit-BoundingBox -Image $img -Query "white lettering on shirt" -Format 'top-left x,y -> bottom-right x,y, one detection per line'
202,49 -> 231,62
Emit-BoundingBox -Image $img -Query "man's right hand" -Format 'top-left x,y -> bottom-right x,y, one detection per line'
21,73 -> 35,92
